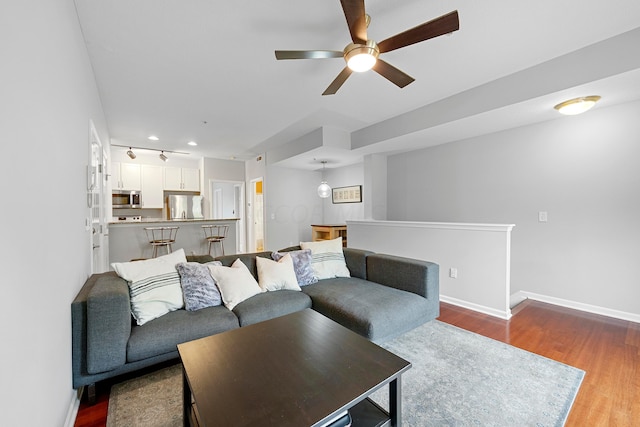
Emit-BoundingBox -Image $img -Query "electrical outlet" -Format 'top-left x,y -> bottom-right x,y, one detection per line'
449,268 -> 458,279
538,211 -> 548,222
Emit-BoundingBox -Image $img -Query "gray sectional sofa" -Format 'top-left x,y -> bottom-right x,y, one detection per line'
71,247 -> 439,400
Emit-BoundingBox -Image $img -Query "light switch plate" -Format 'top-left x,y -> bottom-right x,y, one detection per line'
538,211 -> 548,222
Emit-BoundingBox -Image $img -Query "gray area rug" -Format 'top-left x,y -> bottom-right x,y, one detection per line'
107,320 -> 584,427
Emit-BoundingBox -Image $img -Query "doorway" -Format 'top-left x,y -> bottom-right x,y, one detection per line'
88,121 -> 107,273
248,178 -> 264,252
209,180 -> 246,253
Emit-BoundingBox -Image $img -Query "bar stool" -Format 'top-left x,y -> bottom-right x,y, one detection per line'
144,226 -> 179,258
202,224 -> 228,256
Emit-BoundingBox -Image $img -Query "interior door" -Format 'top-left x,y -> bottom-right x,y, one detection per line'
210,179 -> 246,253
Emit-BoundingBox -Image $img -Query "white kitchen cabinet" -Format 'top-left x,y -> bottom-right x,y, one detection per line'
111,162 -> 141,190
141,165 -> 164,208
164,167 -> 200,191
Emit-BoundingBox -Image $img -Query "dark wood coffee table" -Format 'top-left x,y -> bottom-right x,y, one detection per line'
177,309 -> 411,427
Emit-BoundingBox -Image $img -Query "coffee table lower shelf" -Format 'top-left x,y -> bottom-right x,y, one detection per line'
349,398 -> 391,427
188,397 -> 390,427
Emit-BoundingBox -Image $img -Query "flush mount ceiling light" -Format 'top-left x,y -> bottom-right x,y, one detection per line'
159,151 -> 168,162
187,141 -> 198,146
126,147 -> 136,159
148,135 -> 159,141
317,161 -> 331,198
554,96 -> 601,115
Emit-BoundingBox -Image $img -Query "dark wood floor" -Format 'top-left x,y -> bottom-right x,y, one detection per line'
74,300 -> 640,426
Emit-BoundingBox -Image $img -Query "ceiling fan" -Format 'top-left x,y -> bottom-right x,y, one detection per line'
275,0 -> 459,95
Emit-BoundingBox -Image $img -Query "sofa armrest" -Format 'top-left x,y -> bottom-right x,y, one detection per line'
86,274 -> 131,374
366,254 -> 439,299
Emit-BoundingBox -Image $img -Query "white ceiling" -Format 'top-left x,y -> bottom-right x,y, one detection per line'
74,0 -> 640,170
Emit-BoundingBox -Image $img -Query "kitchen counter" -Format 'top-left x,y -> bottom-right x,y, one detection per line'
109,217 -> 239,225
108,218 -> 239,264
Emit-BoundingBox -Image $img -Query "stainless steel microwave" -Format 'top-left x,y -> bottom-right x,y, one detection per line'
112,190 -> 142,209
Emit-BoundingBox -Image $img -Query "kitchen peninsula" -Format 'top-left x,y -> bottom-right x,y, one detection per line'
108,218 -> 239,264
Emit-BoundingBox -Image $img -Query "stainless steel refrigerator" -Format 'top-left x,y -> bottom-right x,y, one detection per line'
167,195 -> 204,219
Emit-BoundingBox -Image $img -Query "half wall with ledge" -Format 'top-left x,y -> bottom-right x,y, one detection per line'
347,220 -> 515,319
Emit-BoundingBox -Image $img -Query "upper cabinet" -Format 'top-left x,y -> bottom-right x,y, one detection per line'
164,167 -> 200,191
111,162 -> 141,190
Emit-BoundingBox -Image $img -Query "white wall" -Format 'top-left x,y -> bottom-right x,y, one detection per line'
387,100 -> 640,318
0,1 -> 109,425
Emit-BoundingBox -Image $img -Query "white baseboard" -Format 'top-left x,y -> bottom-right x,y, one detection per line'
440,295 -> 512,320
63,387 -> 82,427
515,291 -> 640,323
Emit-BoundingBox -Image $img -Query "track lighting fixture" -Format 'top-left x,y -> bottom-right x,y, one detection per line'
112,144 -> 187,160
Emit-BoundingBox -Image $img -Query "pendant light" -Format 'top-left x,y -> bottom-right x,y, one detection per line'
317,161 -> 331,198
126,147 -> 136,159
159,151 -> 168,162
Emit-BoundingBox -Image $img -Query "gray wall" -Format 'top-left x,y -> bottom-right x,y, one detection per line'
1,0 -> 109,425
323,163 -> 366,224
387,100 -> 640,316
202,157 -> 245,218
264,165 -> 323,250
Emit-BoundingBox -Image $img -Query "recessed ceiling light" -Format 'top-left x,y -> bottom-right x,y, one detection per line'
148,135 -> 159,141
554,96 -> 601,115
187,141 -> 197,146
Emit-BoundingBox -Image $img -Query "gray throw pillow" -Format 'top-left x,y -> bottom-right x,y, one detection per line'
272,249 -> 318,286
176,261 -> 223,311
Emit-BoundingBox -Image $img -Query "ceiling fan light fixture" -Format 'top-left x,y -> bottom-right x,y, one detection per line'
554,96 -> 601,115
345,40 -> 379,72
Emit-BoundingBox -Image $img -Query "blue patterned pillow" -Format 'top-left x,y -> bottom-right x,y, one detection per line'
176,261 -> 223,311
272,249 -> 318,286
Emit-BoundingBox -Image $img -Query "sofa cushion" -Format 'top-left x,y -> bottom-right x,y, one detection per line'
272,249 -> 318,286
300,237 -> 350,280
256,254 -> 301,291
302,277 -> 434,343
126,305 -> 239,362
232,290 -> 312,327
111,249 -> 187,325
208,259 -> 263,310
176,261 -> 223,311
214,251 -> 273,278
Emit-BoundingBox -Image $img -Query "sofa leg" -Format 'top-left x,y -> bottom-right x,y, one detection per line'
86,383 -> 96,405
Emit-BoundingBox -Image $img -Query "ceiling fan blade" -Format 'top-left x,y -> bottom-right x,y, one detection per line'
372,59 -> 415,88
275,50 -> 344,60
322,67 -> 353,96
377,10 -> 459,53
340,0 -> 367,44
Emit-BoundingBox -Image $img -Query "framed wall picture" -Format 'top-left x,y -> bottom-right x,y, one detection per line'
332,185 -> 362,204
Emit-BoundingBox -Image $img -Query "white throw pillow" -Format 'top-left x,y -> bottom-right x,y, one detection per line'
256,254 -> 301,292
111,249 -> 187,326
207,259 -> 263,310
300,237 -> 350,280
